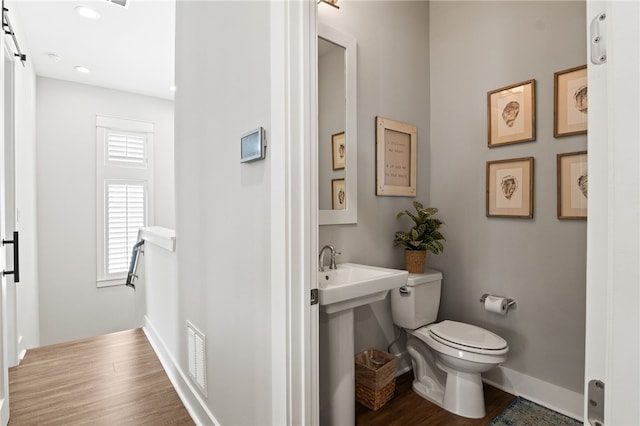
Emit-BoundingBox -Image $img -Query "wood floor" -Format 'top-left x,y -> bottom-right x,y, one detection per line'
8,328 -> 194,426
356,371 -> 516,426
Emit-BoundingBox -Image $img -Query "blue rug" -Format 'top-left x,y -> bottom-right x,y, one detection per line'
489,397 -> 582,426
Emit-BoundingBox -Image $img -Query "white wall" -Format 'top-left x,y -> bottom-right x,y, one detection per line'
35,77 -> 174,345
173,2 -> 273,424
428,0 -> 587,396
318,1 -> 430,358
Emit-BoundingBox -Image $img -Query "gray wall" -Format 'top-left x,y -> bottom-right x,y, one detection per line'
319,0 -> 586,396
36,78 -> 174,345
429,1 -> 587,394
318,1 -> 430,354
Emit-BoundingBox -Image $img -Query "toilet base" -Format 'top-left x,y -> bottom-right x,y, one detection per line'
411,368 -> 486,419
442,368 -> 486,418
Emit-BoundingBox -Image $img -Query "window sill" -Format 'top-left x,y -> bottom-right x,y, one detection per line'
97,278 -> 126,288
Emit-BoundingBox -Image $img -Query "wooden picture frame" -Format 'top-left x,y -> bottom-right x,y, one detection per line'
554,65 -> 587,137
375,116 -> 417,197
486,157 -> 534,218
487,79 -> 536,147
332,178 -> 346,210
557,151 -> 588,219
332,132 -> 346,170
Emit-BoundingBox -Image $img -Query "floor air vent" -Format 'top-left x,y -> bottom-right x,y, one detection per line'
187,321 -> 207,396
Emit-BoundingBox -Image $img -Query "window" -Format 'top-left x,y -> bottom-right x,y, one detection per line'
96,116 -> 154,287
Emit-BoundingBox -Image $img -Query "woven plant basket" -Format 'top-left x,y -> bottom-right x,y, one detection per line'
355,349 -> 396,411
404,249 -> 427,274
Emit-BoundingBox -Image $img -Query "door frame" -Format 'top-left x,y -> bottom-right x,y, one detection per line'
584,1 -> 640,424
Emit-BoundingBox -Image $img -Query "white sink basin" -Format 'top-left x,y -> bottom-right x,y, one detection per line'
318,263 -> 408,314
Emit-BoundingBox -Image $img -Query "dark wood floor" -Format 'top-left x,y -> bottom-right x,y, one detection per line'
8,328 -> 194,425
356,371 -> 516,426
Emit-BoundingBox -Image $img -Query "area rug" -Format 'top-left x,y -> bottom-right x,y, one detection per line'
489,397 -> 582,426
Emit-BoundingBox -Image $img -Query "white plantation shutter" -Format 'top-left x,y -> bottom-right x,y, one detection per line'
107,132 -> 146,164
96,116 -> 154,286
106,182 -> 146,275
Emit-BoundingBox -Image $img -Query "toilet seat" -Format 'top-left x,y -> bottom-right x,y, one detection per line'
426,320 -> 508,355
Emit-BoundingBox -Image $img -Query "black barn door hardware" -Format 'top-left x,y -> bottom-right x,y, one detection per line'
3,231 -> 19,282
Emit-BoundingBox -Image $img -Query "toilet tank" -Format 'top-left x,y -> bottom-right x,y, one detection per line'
390,269 -> 443,329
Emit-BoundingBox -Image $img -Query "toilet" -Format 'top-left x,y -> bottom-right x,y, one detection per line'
390,270 -> 508,419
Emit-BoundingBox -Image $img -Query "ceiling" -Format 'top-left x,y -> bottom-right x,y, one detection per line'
9,0 -> 175,100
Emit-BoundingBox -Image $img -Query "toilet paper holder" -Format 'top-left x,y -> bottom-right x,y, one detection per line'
480,293 -> 516,310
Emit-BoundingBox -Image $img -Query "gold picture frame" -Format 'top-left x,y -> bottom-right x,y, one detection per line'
487,79 -> 536,147
332,178 -> 346,210
486,157 -> 534,218
332,132 -> 346,170
554,65 -> 587,137
375,116 -> 417,197
557,151 -> 588,220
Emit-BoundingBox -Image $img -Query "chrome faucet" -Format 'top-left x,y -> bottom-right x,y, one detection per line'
319,245 -> 340,272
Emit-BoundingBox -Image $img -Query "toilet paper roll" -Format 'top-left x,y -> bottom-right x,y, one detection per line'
484,295 -> 508,315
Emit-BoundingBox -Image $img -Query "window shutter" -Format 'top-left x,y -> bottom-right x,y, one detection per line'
107,131 -> 146,165
106,183 -> 146,275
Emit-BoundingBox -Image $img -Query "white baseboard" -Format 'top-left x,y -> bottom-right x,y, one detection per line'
483,366 -> 584,422
393,350 -> 583,422
143,316 -> 219,426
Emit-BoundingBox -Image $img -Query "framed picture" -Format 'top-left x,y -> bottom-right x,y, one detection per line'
557,151 -> 588,219
487,79 -> 536,147
332,178 -> 346,210
486,157 -> 534,218
375,116 -> 417,197
332,132 -> 346,170
554,65 -> 587,137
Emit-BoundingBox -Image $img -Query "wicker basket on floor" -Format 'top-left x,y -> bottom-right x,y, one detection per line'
354,348 -> 396,411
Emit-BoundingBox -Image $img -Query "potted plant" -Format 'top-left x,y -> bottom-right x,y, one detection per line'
393,201 -> 445,273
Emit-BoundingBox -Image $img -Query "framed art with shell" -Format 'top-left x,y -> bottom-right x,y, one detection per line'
487,79 -> 536,148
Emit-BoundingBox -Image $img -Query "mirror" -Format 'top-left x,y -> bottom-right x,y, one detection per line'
318,23 -> 357,225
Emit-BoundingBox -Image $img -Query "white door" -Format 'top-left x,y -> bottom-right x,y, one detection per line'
0,21 -> 10,425
584,1 -> 640,425
2,45 -> 17,369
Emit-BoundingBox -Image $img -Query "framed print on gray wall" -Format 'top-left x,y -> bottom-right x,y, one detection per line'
332,178 -> 346,210
375,116 -> 417,197
487,80 -> 536,147
554,65 -> 587,137
332,132 -> 346,170
557,151 -> 588,219
486,157 -> 534,218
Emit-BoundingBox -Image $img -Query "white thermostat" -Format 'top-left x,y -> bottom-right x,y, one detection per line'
240,127 -> 267,163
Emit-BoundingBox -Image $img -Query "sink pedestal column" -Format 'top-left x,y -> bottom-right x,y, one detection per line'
319,308 -> 354,426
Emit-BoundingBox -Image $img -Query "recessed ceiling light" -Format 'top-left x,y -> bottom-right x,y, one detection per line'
75,6 -> 101,20
75,66 -> 91,74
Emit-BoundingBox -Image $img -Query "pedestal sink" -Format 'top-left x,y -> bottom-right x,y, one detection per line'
318,263 -> 408,426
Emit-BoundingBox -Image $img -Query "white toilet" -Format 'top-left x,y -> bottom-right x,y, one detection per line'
390,269 -> 508,419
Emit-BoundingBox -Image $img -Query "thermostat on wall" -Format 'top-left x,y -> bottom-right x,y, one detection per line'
240,127 -> 267,163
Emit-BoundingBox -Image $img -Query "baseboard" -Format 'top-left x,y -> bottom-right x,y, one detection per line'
483,366 -> 584,422
143,316 -> 219,426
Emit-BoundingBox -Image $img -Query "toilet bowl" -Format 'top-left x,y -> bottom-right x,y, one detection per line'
390,271 -> 509,419
408,320 -> 507,418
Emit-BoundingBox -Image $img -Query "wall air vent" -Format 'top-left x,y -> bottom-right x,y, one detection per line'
187,321 -> 207,396
106,0 -> 128,8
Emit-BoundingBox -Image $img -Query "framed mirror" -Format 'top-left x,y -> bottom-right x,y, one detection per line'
318,23 -> 357,225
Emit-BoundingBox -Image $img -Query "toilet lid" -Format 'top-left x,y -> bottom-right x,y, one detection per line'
429,320 -> 508,353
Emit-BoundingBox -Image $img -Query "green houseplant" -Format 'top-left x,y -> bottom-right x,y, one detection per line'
393,201 -> 445,273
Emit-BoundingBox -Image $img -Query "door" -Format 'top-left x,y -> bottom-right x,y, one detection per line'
584,1 -> 640,425
0,17 -> 9,424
